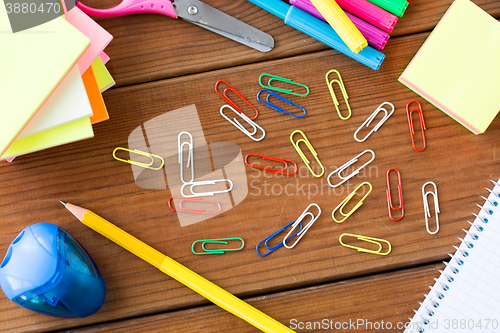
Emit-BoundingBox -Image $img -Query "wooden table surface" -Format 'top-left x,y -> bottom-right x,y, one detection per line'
1,0 -> 500,332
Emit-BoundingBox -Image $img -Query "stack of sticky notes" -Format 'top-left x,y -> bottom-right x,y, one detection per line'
399,0 -> 500,134
0,6 -> 115,161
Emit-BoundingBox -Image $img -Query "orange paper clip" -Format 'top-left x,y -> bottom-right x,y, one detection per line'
245,154 -> 297,175
386,168 -> 404,221
168,197 -> 221,215
215,80 -> 258,120
406,100 -> 426,152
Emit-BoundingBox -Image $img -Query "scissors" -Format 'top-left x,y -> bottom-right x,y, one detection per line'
76,0 -> 274,52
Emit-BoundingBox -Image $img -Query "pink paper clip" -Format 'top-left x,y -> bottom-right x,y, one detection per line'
386,168 -> 404,221
168,197 -> 221,215
406,100 -> 426,152
215,80 -> 258,120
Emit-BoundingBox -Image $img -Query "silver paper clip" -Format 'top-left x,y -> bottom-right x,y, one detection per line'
283,203 -> 321,249
220,105 -> 265,142
422,181 -> 440,235
354,102 -> 395,142
327,149 -> 375,188
178,131 -> 194,184
181,179 -> 234,198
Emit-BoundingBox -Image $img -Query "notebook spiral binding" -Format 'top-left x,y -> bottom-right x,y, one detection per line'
406,180 -> 500,333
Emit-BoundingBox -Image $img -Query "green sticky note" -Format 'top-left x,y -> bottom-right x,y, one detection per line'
1,118 -> 94,160
399,0 -> 500,134
91,56 -> 115,92
0,9 -> 90,155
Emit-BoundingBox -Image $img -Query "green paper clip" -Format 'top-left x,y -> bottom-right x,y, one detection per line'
259,73 -> 310,96
192,238 -> 245,255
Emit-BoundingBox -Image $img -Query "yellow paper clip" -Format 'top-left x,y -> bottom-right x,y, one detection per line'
290,130 -> 325,177
112,147 -> 164,170
332,182 -> 372,223
339,233 -> 391,255
325,70 -> 351,120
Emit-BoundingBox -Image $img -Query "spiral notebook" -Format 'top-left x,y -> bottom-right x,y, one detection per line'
405,179 -> 500,333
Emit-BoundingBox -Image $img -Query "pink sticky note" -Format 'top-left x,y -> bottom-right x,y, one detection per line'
64,7 -> 113,75
6,157 -> 15,162
100,51 -> 110,64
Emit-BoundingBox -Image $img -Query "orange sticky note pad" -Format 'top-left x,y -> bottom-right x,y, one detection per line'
82,66 -> 109,124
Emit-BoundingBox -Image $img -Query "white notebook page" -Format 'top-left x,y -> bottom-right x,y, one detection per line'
406,179 -> 500,333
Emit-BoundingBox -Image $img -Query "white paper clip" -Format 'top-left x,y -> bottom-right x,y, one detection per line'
283,203 -> 321,249
181,179 -> 234,198
422,181 -> 440,234
220,105 -> 265,141
354,102 -> 395,142
178,131 -> 194,184
327,149 -> 375,188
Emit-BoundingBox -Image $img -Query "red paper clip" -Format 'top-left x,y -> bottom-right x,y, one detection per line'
215,80 -> 258,120
244,154 -> 297,175
406,100 -> 426,152
386,168 -> 404,221
168,197 -> 221,215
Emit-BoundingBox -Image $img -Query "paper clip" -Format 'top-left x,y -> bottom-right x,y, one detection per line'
244,154 -> 297,176
220,105 -> 266,142
354,102 -> 395,142
178,131 -> 194,184
290,130 -> 325,177
215,80 -> 258,120
256,89 -> 306,118
168,197 -> 221,215
192,238 -> 245,255
327,149 -> 375,188
181,179 -> 234,198
325,70 -> 351,120
259,73 -> 310,97
339,233 -> 391,255
386,168 -> 404,221
256,221 -> 303,257
283,203 -> 321,249
332,182 -> 372,223
406,100 -> 427,152
422,181 -> 440,235
112,147 -> 164,170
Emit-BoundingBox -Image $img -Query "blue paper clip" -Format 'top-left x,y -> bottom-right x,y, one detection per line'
256,89 -> 306,118
256,221 -> 303,257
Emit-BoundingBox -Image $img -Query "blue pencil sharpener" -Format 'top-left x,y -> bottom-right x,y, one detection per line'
0,223 -> 105,318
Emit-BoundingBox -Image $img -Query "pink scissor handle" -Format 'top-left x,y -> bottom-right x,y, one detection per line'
77,0 -> 177,18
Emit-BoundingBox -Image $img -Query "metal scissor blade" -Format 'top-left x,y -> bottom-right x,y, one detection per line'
173,0 -> 274,53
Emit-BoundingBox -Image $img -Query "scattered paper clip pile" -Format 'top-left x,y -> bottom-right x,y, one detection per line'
112,69 -> 439,257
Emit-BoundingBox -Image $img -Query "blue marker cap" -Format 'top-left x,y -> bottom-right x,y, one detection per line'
247,0 -> 289,20
0,223 -> 105,318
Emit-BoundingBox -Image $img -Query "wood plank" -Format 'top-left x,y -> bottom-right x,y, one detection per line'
68,263 -> 444,333
88,0 -> 500,87
1,30 -> 499,332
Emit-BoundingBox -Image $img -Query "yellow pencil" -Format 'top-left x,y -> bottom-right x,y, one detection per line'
60,201 -> 294,333
310,0 -> 367,54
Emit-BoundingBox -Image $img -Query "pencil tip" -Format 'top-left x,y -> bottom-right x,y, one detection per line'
59,200 -> 67,206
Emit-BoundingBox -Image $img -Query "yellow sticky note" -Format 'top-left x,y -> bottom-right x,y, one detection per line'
399,0 -> 500,134
0,10 -> 90,155
91,57 -> 115,92
1,118 -> 94,160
